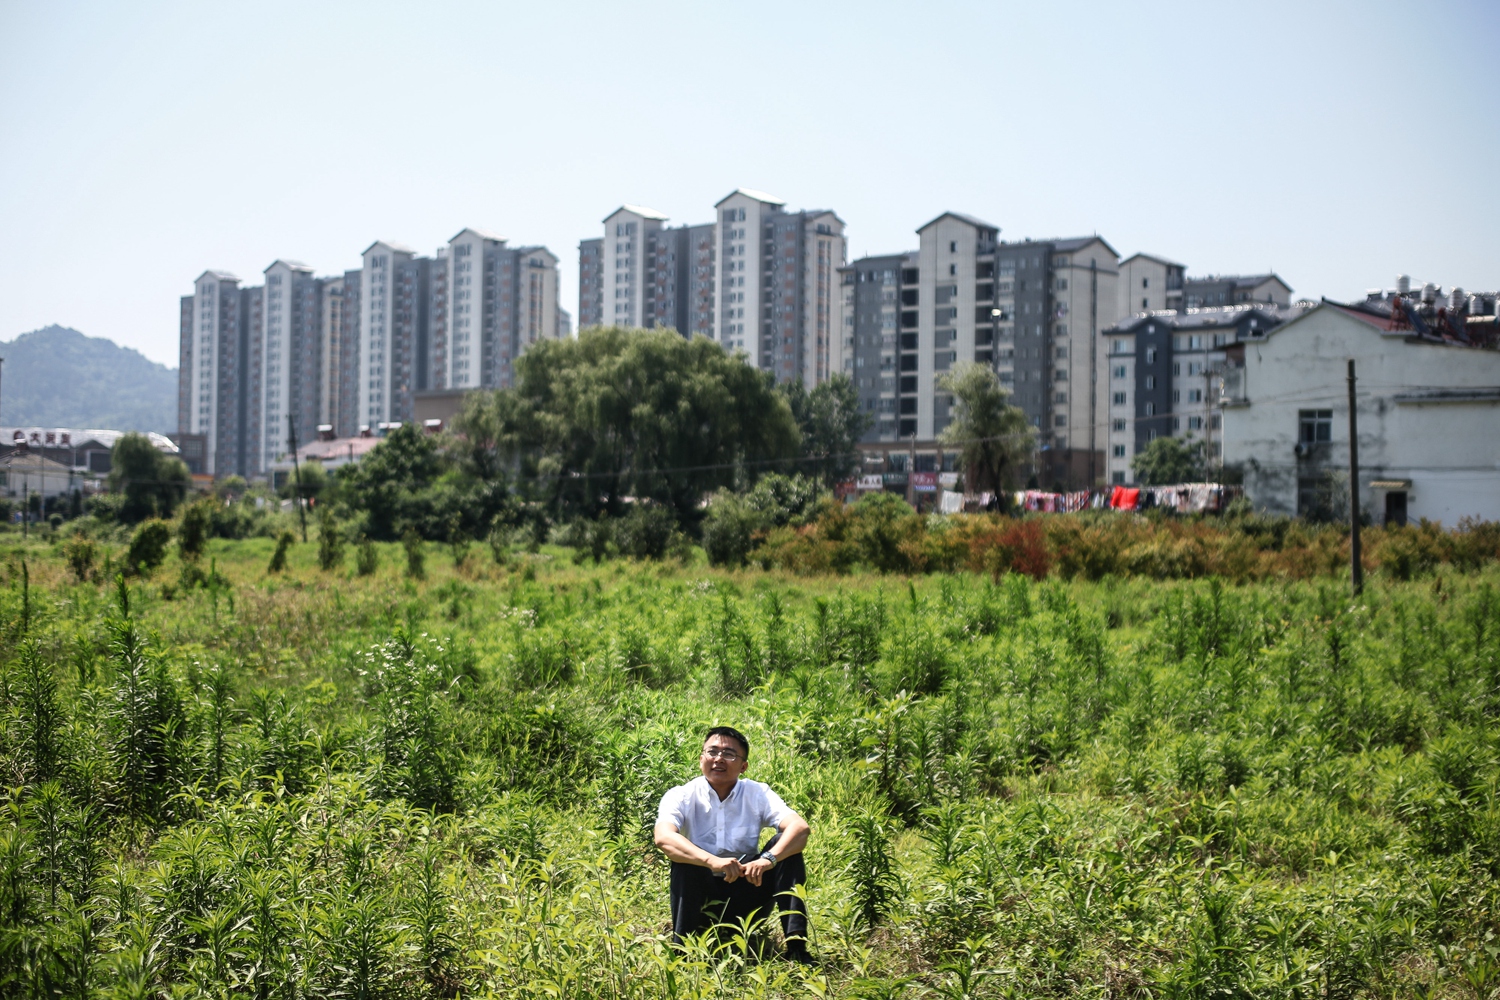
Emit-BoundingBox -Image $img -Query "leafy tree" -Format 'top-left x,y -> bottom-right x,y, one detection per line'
1131,435 -> 1205,486
108,433 -> 190,522
336,425 -> 446,540
778,374 -> 872,485
938,363 -> 1034,495
317,506 -> 345,571
177,496 -> 214,561
125,520 -> 171,573
485,327 -> 800,524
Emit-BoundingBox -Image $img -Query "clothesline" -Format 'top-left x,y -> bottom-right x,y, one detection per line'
1004,482 -> 1240,514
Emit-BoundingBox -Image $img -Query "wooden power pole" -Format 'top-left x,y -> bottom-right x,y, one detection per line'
1347,359 -> 1362,597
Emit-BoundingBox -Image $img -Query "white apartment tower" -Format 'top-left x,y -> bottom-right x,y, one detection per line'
602,206 -> 669,328
445,228 -> 560,391
358,240 -> 415,428
181,270 -> 246,477
714,189 -> 845,387
260,259 -> 317,470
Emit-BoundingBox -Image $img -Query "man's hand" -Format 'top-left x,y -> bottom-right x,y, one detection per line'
740,857 -> 774,887
707,855 -> 743,882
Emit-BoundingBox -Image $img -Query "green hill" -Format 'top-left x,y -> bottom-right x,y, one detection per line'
0,325 -> 176,433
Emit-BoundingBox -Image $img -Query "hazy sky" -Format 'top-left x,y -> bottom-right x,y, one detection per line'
2,0 -> 1497,368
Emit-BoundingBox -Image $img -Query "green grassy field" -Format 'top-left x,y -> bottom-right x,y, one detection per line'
0,529 -> 1497,998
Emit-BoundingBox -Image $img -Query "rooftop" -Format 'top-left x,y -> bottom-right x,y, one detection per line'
918,211 -> 999,234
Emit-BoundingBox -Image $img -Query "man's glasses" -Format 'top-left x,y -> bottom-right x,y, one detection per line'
702,748 -> 742,762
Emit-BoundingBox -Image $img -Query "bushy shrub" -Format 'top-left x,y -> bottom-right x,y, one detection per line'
702,493 -> 762,568
402,526 -> 426,579
177,496 -> 214,561
614,503 -> 677,560
63,534 -> 99,582
356,535 -> 379,576
125,520 -> 172,573
318,507 -> 345,571
267,530 -> 294,573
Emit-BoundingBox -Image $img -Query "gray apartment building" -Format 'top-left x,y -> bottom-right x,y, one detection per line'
578,191 -> 845,388
1184,273 -> 1291,309
578,238 -> 603,328
840,213 -> 1120,487
181,227 -> 561,479
1102,304 -> 1305,484
579,206 -> 717,339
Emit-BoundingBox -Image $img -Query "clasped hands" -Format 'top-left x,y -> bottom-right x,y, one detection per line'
707,854 -> 774,886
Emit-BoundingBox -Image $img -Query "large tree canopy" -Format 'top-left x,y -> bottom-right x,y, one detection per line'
461,327 -> 801,522
938,362 -> 1034,496
777,373 -> 872,486
1131,435 -> 1206,486
108,432 -> 190,522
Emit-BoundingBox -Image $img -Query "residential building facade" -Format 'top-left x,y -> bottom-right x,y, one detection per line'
841,213 -> 1118,487
1184,273 -> 1291,309
715,189 -> 845,387
180,226 -> 560,478
1117,253 -> 1185,316
1220,301 -> 1500,524
1102,304 -> 1305,485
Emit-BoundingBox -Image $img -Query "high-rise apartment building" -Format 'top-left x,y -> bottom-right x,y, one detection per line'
1118,253 -> 1185,316
1102,304 -> 1304,485
579,207 -> 718,338
840,252 -> 917,441
577,238 -> 603,329
181,226 -> 560,478
442,228 -> 560,392
715,189 -> 845,387
180,271 -> 251,478
258,260 -> 324,471
841,213 -> 1119,486
1184,273 -> 1292,309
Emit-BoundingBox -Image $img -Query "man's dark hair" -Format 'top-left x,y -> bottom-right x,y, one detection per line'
705,726 -> 750,758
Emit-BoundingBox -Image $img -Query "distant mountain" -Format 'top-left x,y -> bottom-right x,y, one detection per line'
0,325 -> 177,434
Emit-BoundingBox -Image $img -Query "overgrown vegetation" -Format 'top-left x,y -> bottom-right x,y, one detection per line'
0,521 -> 1498,996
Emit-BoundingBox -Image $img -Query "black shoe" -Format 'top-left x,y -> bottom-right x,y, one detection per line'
783,946 -> 815,965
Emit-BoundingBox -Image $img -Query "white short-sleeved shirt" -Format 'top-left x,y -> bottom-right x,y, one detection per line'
656,776 -> 793,858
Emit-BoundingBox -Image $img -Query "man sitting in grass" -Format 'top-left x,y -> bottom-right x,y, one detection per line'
654,726 -> 813,962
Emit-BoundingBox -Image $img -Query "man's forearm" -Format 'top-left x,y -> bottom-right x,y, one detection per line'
768,817 -> 811,860
653,825 -> 720,866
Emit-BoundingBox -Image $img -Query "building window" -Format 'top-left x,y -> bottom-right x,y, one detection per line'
1113,365 -> 1127,379
1187,416 -> 1204,430
1113,392 -> 1127,405
1113,419 -> 1126,432
1112,470 -> 1126,484
1144,402 -> 1156,416
1054,415 -> 1067,426
1142,298 -> 1149,309
949,241 -> 957,252
1145,348 -> 1157,364
1112,444 -> 1126,458
1299,409 -> 1332,443
1144,376 -> 1155,389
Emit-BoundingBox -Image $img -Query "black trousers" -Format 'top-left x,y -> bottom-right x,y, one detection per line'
669,849 -> 807,946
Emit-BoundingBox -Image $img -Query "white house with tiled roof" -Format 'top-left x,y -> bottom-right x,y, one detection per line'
1220,301 -> 1500,524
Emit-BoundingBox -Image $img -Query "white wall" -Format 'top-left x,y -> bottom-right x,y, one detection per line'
1223,305 -> 1500,522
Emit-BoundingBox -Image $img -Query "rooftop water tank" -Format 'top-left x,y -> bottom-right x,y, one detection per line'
1450,287 -> 1465,311
1422,282 -> 1437,303
1396,274 -> 1411,294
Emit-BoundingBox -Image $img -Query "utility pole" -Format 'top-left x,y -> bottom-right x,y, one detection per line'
906,433 -> 917,506
287,413 -> 307,543
1347,359 -> 1363,597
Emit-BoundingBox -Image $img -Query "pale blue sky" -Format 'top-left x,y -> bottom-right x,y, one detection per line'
2,0 -> 1497,367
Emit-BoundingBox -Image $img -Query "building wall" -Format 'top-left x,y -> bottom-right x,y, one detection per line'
578,238 -> 603,329
428,249 -> 448,390
337,269 -> 361,435
319,276 -> 344,427
177,295 -> 193,438
359,242 -> 414,427
1117,256 -> 1183,317
1222,305 -> 1500,522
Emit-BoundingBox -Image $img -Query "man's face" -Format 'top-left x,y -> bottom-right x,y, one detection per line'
700,734 -> 749,785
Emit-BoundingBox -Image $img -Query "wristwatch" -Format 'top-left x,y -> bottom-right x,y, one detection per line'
760,850 -> 778,868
